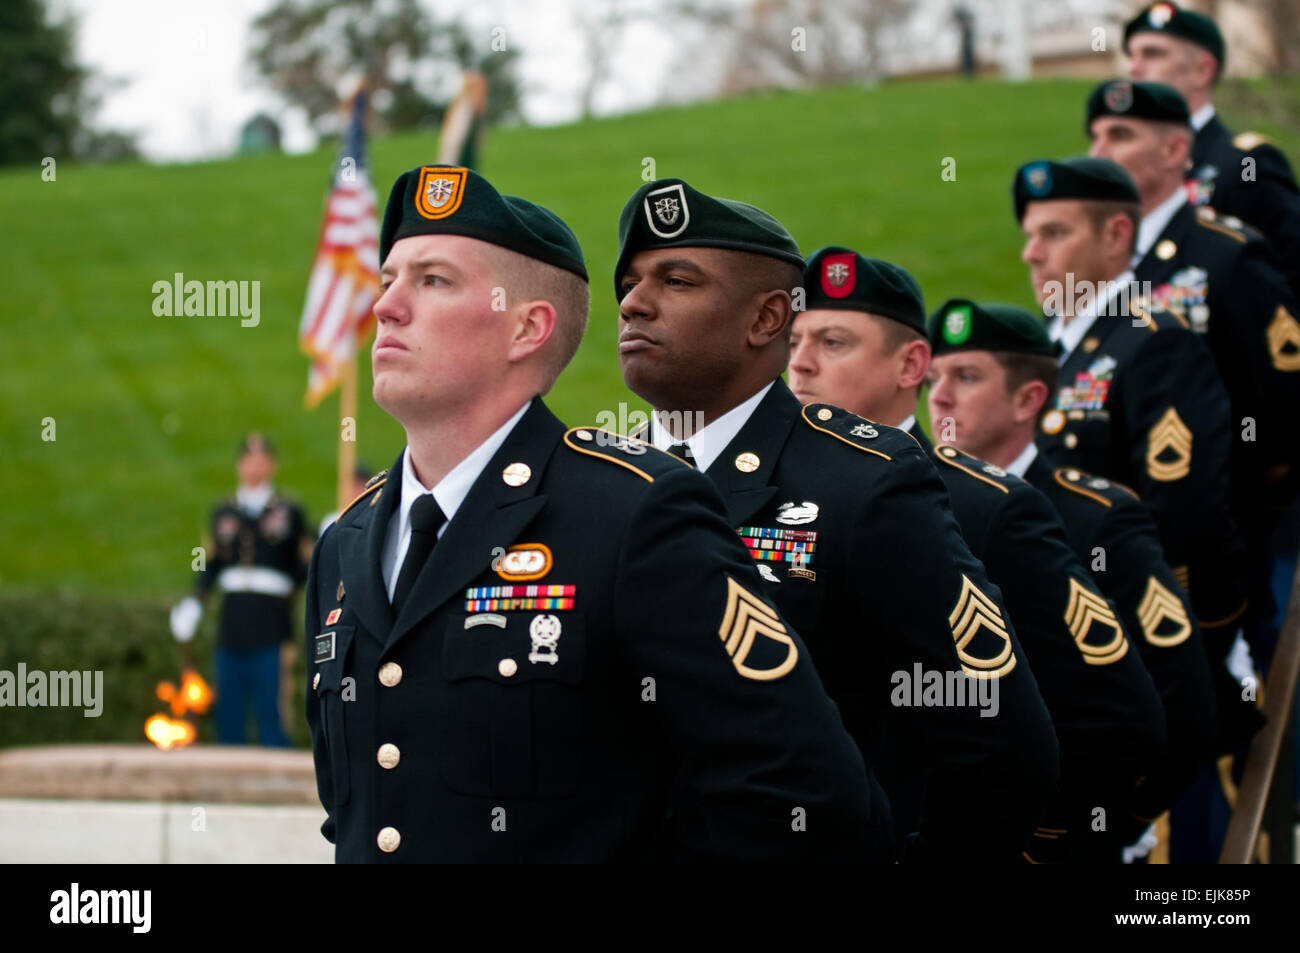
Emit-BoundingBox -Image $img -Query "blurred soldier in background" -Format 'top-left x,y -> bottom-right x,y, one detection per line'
1123,1 -> 1300,300
171,433 -> 312,745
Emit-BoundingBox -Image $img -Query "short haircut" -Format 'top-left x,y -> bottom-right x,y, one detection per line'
990,351 -> 1059,427
1083,200 -> 1142,257
492,247 -> 591,392
866,312 -> 926,355
730,251 -> 803,341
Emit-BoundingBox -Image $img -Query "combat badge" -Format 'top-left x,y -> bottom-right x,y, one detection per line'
717,576 -> 799,681
1064,578 -> 1128,665
1137,576 -> 1193,648
775,501 -> 819,525
948,574 -> 1017,678
1147,407 -> 1193,481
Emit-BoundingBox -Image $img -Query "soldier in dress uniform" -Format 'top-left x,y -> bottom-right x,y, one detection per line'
1123,1 -> 1300,299
1012,155 -> 1248,655
613,177 -> 1060,863
1085,79 -> 1300,536
304,164 -> 894,863
170,433 -> 311,745
789,248 -> 1168,862
920,299 -> 1217,853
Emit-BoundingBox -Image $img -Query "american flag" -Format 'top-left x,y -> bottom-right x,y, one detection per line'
299,93 -> 381,408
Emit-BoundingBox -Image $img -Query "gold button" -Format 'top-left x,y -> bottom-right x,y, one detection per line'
377,743 -> 401,769
502,462 -> 532,486
498,658 -> 518,677
1064,433 -> 1079,449
312,672 -> 321,690
378,662 -> 403,687
734,452 -> 760,473
816,408 -> 833,421
377,827 -> 401,853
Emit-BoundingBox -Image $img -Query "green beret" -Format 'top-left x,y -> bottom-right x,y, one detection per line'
613,178 -> 803,298
379,165 -> 587,281
1086,79 -> 1190,130
927,299 -> 1054,358
1124,2 -> 1224,67
239,431 -> 275,457
802,247 -> 925,334
1012,156 -> 1140,222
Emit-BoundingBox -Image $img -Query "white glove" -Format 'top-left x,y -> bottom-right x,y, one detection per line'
170,596 -> 202,643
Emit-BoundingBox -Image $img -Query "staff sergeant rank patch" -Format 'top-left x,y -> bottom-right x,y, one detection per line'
1064,578 -> 1128,665
1137,576 -> 1193,648
948,574 -> 1017,679
717,576 -> 799,681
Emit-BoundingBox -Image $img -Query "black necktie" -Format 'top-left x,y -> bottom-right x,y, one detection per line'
392,494 -> 446,614
667,442 -> 695,466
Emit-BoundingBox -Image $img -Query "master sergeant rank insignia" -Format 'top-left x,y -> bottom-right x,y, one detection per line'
1146,406 -> 1192,481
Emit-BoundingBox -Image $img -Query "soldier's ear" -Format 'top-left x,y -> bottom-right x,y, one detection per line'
507,299 -> 558,365
1012,379 -> 1049,425
747,289 -> 792,348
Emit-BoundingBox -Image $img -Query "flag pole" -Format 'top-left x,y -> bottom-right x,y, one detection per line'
337,356 -> 357,511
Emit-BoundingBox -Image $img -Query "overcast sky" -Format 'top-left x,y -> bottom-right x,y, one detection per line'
60,0 -> 685,161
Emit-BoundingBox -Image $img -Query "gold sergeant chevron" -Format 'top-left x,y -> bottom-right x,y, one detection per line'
717,576 -> 799,681
1137,576 -> 1193,647
1146,407 -> 1193,481
1267,304 -> 1300,372
1064,577 -> 1129,665
947,574 -> 1017,679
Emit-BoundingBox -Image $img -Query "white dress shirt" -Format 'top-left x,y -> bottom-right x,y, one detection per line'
648,381 -> 775,474
380,402 -> 530,602
236,483 -> 274,516
1046,268 -> 1137,363
1190,103 -> 1215,133
1004,441 -> 1039,478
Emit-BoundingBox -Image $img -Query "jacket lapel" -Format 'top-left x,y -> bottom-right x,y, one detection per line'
907,421 -> 934,454
704,379 -> 798,526
1134,202 -> 1194,286
333,449 -> 403,646
382,398 -> 560,655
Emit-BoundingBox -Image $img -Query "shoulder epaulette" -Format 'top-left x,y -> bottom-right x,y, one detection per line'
1052,467 -> 1138,508
337,471 -> 388,521
562,427 -> 684,482
1195,206 -> 1247,243
799,404 -> 894,461
933,444 -> 1011,494
1233,131 -> 1270,151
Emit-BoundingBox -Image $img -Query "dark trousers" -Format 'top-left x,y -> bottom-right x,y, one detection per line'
215,644 -> 290,746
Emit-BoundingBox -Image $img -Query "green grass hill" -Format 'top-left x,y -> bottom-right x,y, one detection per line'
4,76 -> 1298,598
